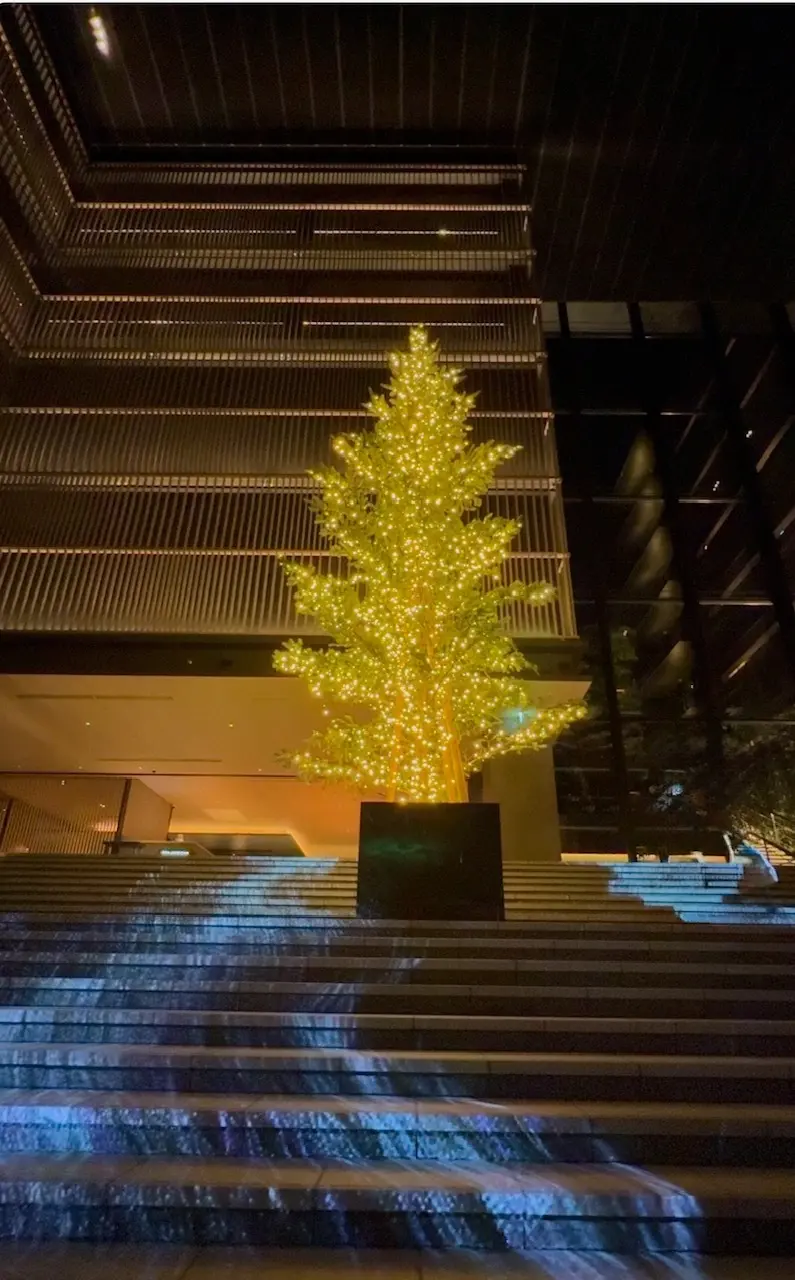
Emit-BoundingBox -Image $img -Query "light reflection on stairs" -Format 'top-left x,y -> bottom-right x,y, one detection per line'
0,852 -> 793,1266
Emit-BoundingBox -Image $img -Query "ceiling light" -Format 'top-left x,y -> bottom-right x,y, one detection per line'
88,10 -> 111,59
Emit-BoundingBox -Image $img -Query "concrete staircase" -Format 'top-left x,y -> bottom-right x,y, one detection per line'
0,852 -> 794,1263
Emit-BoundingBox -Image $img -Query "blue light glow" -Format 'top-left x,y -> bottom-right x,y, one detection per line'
501,707 -> 537,735
0,853 -> 791,1257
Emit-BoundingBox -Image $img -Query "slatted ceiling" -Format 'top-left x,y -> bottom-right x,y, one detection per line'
41,5 -> 545,147
23,6 -> 795,299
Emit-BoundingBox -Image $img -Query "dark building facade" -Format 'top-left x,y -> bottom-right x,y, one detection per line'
1,5 -> 794,858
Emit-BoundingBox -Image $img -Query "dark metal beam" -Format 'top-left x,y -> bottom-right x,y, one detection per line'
701,302 -> 795,687
557,302 -> 635,858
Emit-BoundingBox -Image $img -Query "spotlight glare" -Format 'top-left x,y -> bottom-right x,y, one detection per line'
89,11 -> 111,59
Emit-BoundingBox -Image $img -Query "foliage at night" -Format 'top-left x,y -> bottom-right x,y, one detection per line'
275,326 -> 585,802
725,727 -> 795,852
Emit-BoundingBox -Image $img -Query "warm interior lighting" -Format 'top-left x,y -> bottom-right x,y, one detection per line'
88,10 -> 111,58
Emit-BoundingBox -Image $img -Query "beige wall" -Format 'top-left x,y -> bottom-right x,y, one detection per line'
120,778 -> 173,843
482,749 -> 562,862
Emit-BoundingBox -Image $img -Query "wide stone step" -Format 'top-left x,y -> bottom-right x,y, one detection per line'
0,894 -> 362,905
0,952 -> 792,990
0,1155 -> 793,1251
1,974 -> 793,1023
9,911 -> 791,936
0,1044 -> 790,1102
1,1245 -> 792,1279
1,930 -> 794,961
0,907 -> 689,924
4,916 -> 794,945
14,1007 -> 780,1056
0,1090 -> 791,1166
1,1008 -> 791,1055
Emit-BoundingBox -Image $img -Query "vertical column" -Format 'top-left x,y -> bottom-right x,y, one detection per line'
558,303 -> 635,858
482,749 -> 562,862
627,303 -> 725,834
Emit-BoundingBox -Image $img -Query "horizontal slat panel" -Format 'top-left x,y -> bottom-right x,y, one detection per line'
7,364 -> 552,414
44,272 -> 537,302
28,297 -> 543,364
0,488 -> 565,554
0,549 -> 572,638
0,409 -> 558,481
0,220 -> 37,351
0,775 -> 125,857
81,163 -> 522,199
0,27 -> 72,247
70,205 -> 526,247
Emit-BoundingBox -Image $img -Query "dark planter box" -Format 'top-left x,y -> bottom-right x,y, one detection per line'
356,801 -> 504,920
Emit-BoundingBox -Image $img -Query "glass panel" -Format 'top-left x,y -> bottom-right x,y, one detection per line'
669,412 -> 741,497
702,605 -> 795,718
624,719 -> 721,858
641,303 -> 700,335
547,340 -> 644,412
681,502 -> 769,599
644,340 -> 716,413
567,303 -> 631,337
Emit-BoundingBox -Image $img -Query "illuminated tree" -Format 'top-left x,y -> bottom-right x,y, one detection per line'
275,326 -> 586,803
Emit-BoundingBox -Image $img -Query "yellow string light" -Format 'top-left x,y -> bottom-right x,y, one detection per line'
274,325 -> 586,803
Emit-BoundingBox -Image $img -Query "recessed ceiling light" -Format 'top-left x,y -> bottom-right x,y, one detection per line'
228,723 -> 234,728
88,10 -> 111,59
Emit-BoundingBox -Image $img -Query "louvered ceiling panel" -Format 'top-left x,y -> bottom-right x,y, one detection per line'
28,3 -> 795,298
